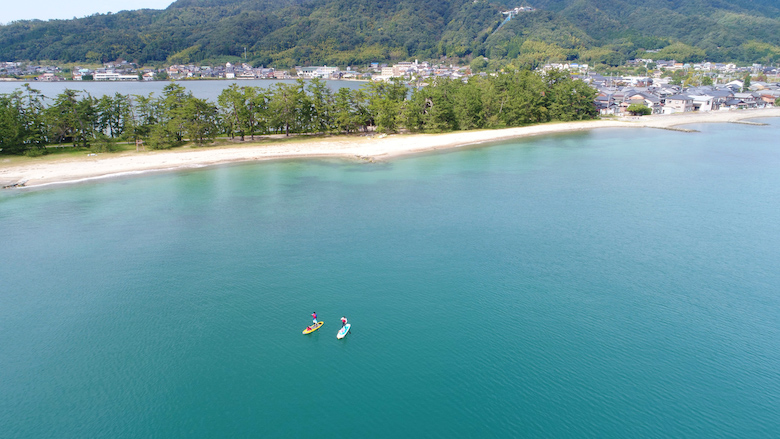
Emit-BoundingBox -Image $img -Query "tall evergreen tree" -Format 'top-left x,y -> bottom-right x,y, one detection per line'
306,78 -> 335,134
0,85 -> 48,155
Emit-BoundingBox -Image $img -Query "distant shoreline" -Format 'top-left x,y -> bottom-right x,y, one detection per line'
0,77 -> 370,83
2,108 -> 779,189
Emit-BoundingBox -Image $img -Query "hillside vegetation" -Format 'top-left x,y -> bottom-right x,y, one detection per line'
1,0 -> 780,67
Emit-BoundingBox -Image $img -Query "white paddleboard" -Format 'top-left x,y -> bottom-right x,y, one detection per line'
337,323 -> 351,339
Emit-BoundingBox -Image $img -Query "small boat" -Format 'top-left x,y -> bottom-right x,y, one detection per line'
303,321 -> 323,334
337,323 -> 351,339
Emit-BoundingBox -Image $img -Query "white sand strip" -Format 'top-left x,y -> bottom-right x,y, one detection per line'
2,108 -> 779,188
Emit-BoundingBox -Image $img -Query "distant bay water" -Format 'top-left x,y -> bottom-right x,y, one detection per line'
1,119 -> 779,438
0,79 -> 366,101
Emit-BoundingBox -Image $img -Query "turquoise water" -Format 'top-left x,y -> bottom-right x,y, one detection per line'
2,120 -> 779,437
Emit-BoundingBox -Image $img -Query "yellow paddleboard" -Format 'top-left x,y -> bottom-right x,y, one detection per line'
303,321 -> 324,334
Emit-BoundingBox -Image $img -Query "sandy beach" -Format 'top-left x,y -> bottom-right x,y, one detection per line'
2,107 -> 779,188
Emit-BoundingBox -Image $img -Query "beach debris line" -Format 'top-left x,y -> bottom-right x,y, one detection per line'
2,179 -> 28,189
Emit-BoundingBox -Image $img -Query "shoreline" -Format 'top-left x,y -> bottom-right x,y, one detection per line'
2,108 -> 779,189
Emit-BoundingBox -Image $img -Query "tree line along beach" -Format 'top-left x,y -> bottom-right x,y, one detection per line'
3,106 -> 780,189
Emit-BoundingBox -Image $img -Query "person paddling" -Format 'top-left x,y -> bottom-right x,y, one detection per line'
311,311 -> 318,329
341,316 -> 348,328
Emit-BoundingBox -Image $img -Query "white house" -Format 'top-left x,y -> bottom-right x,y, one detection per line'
296,66 -> 340,78
689,95 -> 715,112
663,95 -> 694,113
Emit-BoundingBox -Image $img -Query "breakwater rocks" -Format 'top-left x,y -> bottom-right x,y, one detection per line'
729,120 -> 769,126
648,126 -> 700,133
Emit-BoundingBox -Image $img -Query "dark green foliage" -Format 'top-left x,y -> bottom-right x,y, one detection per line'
129,93 -> 159,142
218,83 -> 250,140
267,80 -> 306,136
97,93 -> 133,140
2,0 -> 780,66
147,83 -> 190,148
306,79 -> 335,134
365,79 -> 408,133
182,97 -> 219,144
332,88 -> 370,133
403,69 -> 597,132
626,104 -> 652,116
1,73 -> 598,155
46,90 -> 97,148
404,79 -> 459,132
543,69 -> 599,121
0,85 -> 47,155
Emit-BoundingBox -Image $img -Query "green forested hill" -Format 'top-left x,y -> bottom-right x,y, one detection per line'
1,0 -> 779,67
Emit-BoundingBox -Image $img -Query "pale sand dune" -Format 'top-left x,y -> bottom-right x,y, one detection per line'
2,108 -> 779,188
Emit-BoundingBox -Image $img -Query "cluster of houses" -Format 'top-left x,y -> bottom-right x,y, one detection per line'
586,75 -> 780,115
372,60 -> 470,81
0,62 -> 61,80
164,61 -> 473,81
545,59 -> 779,78
0,59 -> 472,83
286,61 -> 470,81
540,59 -> 780,115
165,63 -> 281,80
0,61 -> 146,82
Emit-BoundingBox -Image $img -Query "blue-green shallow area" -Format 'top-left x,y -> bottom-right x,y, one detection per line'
2,119 -> 779,438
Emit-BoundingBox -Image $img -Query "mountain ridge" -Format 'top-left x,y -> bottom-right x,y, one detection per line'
1,0 -> 779,67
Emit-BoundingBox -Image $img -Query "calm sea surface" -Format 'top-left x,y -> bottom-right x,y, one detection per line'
1,119 -> 779,438
0,79 -> 365,101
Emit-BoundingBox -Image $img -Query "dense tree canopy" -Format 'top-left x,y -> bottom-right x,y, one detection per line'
0,72 -> 597,155
1,0 -> 780,67
626,104 -> 651,116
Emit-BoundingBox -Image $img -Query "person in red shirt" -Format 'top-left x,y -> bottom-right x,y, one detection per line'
340,316 -> 348,328
311,311 -> 318,328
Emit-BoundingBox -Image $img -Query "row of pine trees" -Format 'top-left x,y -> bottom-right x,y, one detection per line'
0,70 -> 597,156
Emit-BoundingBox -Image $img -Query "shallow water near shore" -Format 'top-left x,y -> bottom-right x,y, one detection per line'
2,119 -> 779,437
